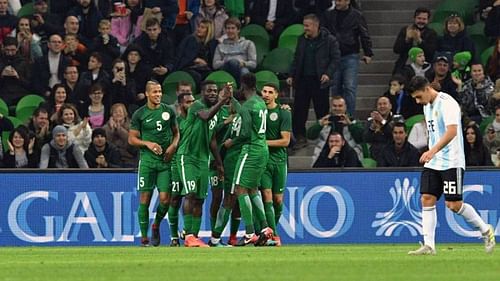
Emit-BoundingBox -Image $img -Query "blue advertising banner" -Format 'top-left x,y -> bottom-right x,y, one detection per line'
0,170 -> 498,246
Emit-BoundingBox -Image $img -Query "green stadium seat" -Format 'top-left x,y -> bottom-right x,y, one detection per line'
404,114 -> 425,134
161,71 -> 196,105
427,22 -> 444,37
205,70 -> 237,89
17,2 -> 34,17
432,0 -> 476,25
241,24 -> 270,45
0,97 -> 8,117
467,21 -> 492,54
252,36 -> 270,67
15,95 -> 45,124
261,47 -> 294,75
481,45 -> 494,67
5,116 -> 23,128
255,70 -> 280,92
479,116 -> 494,135
2,131 -> 10,152
362,157 -> 377,168
15,106 -> 37,124
278,24 -> 304,53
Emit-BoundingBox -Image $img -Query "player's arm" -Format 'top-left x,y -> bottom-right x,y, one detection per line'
267,110 -> 292,147
420,124 -> 457,163
128,129 -> 160,154
267,131 -> 291,147
164,124 -> 179,162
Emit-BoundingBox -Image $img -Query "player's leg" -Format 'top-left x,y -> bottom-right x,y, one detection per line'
167,163 -> 183,246
209,190 -> 236,246
136,161 -> 155,246
443,168 -> 495,253
261,164 -> 277,235
191,167 -> 209,238
209,171 -> 223,231
229,201 -> 241,245
272,162 -> 287,246
151,163 -> 172,246
409,168 -> 440,255
235,185 -> 257,246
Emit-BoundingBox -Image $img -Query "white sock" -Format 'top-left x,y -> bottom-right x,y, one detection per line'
422,206 -> 436,249
457,203 -> 489,234
210,237 -> 220,244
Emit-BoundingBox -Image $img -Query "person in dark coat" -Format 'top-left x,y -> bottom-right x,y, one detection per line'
377,122 -> 421,167
84,127 -> 121,168
313,131 -> 361,168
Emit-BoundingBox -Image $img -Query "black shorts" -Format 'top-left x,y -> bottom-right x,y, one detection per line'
420,168 -> 464,202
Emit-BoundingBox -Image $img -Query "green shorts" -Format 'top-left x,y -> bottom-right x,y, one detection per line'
232,147 -> 268,189
170,156 -> 182,196
137,159 -> 171,193
209,169 -> 223,189
178,155 -> 209,199
260,160 -> 288,194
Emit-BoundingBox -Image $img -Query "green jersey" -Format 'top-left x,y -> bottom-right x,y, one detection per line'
130,103 -> 177,162
266,105 -> 292,162
233,94 -> 268,150
177,100 -> 217,161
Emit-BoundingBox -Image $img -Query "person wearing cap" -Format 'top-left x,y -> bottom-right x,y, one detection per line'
451,51 -> 472,82
39,125 -> 89,168
122,44 -> 151,107
84,127 -> 121,168
399,47 -> 431,84
425,53 -> 460,102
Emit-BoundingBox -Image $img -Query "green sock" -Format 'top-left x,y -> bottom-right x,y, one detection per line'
154,203 -> 169,226
138,203 -> 149,238
167,206 -> 179,238
214,207 -> 232,237
264,202 -> 276,233
230,217 -> 241,235
183,214 -> 193,234
253,212 -> 261,233
274,202 -> 283,236
237,194 -> 254,234
250,193 -> 268,229
191,216 -> 202,236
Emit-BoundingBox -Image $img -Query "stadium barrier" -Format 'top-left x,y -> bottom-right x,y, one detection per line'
1,169 -> 499,246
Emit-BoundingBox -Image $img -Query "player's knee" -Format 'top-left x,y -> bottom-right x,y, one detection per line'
273,196 -> 283,205
445,201 -> 462,213
420,194 -> 436,207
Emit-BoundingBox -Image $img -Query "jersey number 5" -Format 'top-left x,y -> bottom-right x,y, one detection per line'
156,120 -> 162,131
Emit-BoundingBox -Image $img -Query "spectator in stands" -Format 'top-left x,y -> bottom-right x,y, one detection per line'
63,15 -> 91,48
31,0 -> 64,48
393,7 -> 437,73
464,124 -> 493,166
213,17 -> 256,83
0,111 -> 14,165
81,83 -> 110,129
195,0 -> 229,41
63,65 -> 83,105
400,47 -> 431,83
363,96 -> 393,161
294,0 -> 333,19
56,103 -> 92,153
425,52 -> 460,102
312,131 -> 361,168
485,0 -> 500,38
0,0 -> 17,45
39,125 -> 89,168
143,0 -> 178,31
63,34 -> 88,70
84,127 -> 122,168
487,37 -> 500,81
42,83 -> 69,122
247,0 -> 294,48
457,63 -> 495,124
451,51 -> 472,83
122,44 -> 149,107
383,74 -> 422,120
90,19 -> 120,73
103,103 -> 138,167
437,15 -> 477,62
308,95 -> 364,162
77,52 -> 111,104
68,0 -> 103,46
10,16 -> 43,63
0,36 -> 32,106
484,106 -> 500,155
491,79 -> 500,109
287,14 -> 340,149
171,0 -> 199,46
109,58 -> 136,111
111,0 -> 144,51
377,122 -> 420,167
49,0 -> 77,25
33,34 -> 70,97
3,125 -> 38,168
408,118 -> 428,153
323,0 -> 374,116
27,106 -> 51,154
133,17 -> 175,82
175,19 -> 218,86
176,81 -> 193,96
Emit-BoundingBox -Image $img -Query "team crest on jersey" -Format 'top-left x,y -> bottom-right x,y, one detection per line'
269,112 -> 278,121
162,112 -> 170,121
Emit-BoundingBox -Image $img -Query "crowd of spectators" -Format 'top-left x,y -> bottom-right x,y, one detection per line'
0,0 -> 499,169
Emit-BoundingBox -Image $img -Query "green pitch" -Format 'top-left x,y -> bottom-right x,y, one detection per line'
0,244 -> 498,281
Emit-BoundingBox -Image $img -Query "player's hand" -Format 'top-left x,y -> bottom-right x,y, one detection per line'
163,143 -> 176,162
145,141 -> 163,155
320,74 -> 330,83
223,139 -> 233,148
221,82 -> 233,100
419,150 -> 435,164
280,104 -> 291,111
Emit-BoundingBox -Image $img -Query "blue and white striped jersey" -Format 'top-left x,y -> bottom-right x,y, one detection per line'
423,92 -> 465,170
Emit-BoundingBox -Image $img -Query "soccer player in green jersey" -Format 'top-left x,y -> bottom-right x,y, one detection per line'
167,92 -> 195,246
128,80 -> 179,247
260,83 -> 291,246
177,80 -> 230,247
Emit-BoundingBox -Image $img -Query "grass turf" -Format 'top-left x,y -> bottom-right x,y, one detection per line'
0,244 -> 499,281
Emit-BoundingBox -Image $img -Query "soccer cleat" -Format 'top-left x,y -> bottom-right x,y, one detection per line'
255,227 -> 274,246
273,236 -> 282,247
150,224 -> 161,247
184,235 -> 209,248
170,238 -> 180,247
408,242 -> 436,255
482,225 -> 496,254
140,237 -> 150,247
265,240 -> 278,246
235,234 -> 258,246
180,230 -> 187,240
208,239 -> 232,248
228,234 -> 238,246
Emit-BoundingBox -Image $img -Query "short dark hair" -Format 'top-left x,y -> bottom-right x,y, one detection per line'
33,106 -> 49,118
303,13 -> 320,23
407,76 -> 430,94
89,52 -> 103,63
145,17 -> 161,28
414,7 -> 431,18
392,122 -> 406,131
240,73 -> 256,90
262,82 -> 278,92
3,36 -> 17,47
177,92 -> 193,104
176,81 -> 192,91
389,74 -> 406,86
201,80 -> 217,91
